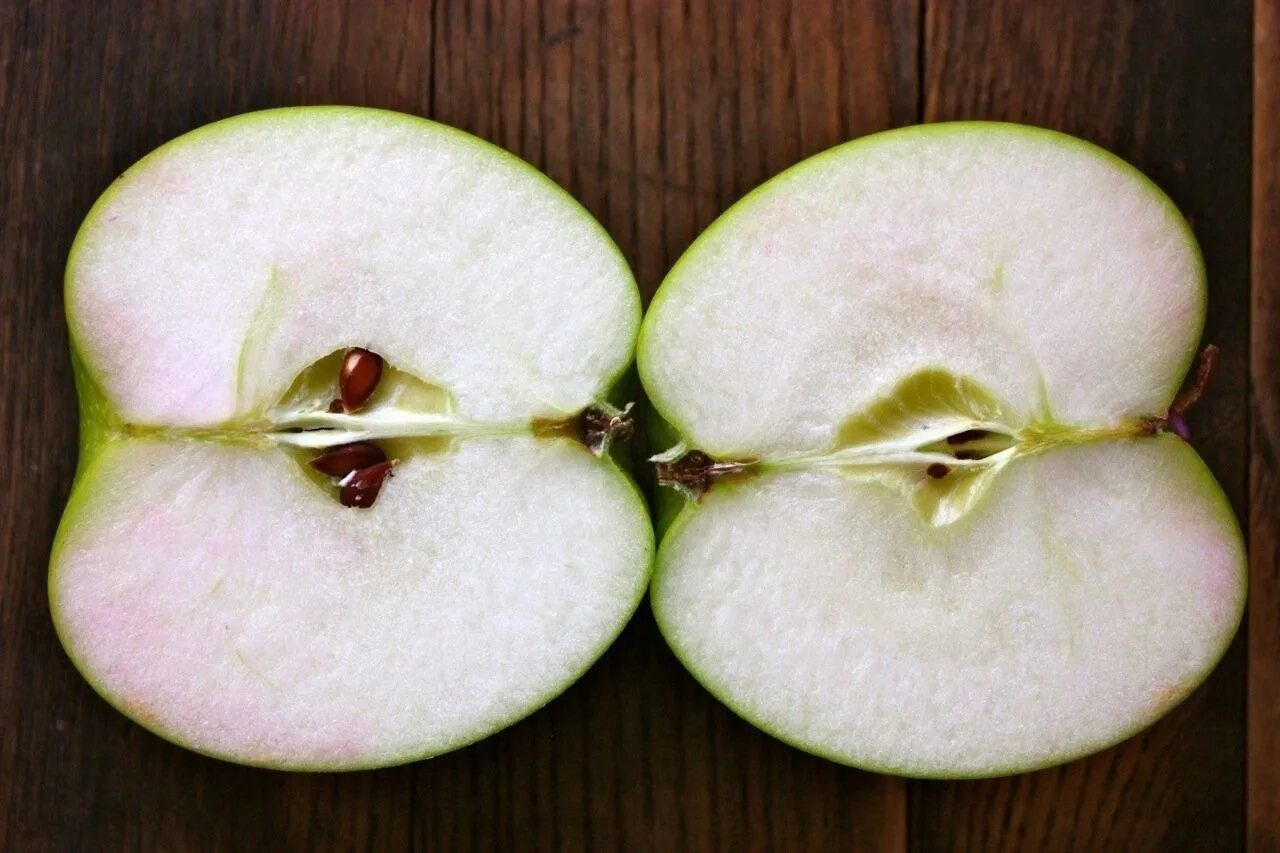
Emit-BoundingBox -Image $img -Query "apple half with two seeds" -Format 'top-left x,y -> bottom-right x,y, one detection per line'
51,108 -> 652,769
638,123 -> 1246,777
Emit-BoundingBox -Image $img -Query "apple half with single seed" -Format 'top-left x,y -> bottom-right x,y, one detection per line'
637,123 -> 1246,778
51,107 -> 653,769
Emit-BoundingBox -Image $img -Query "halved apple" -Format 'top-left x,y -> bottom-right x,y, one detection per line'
52,107 -> 653,769
638,123 -> 1245,778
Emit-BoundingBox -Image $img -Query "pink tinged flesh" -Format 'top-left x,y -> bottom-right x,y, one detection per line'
59,507 -> 375,763
73,284 -> 234,424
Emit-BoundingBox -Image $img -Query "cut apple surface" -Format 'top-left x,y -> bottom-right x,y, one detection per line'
53,107 -> 652,769
638,123 -> 1245,777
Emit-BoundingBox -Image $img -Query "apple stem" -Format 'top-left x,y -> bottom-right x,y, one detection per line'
1148,344 -> 1220,442
1170,344 -> 1220,416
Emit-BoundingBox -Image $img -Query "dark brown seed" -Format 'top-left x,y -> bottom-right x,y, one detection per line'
945,429 -> 989,446
327,398 -> 345,413
340,460 -> 396,508
926,463 -> 951,479
339,348 -> 383,413
309,442 -> 387,478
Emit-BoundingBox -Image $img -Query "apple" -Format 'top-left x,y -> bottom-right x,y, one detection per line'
51,107 -> 653,769
637,123 -> 1246,778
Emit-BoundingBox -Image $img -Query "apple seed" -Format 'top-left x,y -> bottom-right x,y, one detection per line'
339,459 -> 396,508
945,429 -> 989,446
309,442 -> 388,478
339,348 -> 383,413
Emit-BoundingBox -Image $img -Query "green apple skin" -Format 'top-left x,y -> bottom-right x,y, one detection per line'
644,407 -> 688,536
50,107 -> 654,771
637,121 -> 1243,779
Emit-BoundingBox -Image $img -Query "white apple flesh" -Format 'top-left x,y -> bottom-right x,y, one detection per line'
637,123 -> 1246,778
53,108 -> 653,769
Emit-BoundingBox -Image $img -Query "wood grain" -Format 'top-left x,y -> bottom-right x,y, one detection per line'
915,2 -> 1253,851
0,1 -> 1266,850
421,2 -> 916,850
1251,1 -> 1280,850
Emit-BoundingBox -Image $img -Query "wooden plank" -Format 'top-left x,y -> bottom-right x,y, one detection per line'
6,1 -> 1260,850
0,2 -> 433,849
1250,1 -> 1280,849
420,1 -> 916,849
914,1 -> 1252,850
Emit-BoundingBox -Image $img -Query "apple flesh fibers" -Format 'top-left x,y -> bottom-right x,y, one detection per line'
638,123 -> 1246,778
52,108 -> 652,769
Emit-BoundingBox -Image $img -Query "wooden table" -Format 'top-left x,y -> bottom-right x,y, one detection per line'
2,2 -> 1276,850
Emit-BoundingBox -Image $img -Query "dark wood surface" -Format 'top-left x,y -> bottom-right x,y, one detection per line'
915,3 -> 1254,852
1252,3 -> 1280,852
0,1 -> 1272,850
